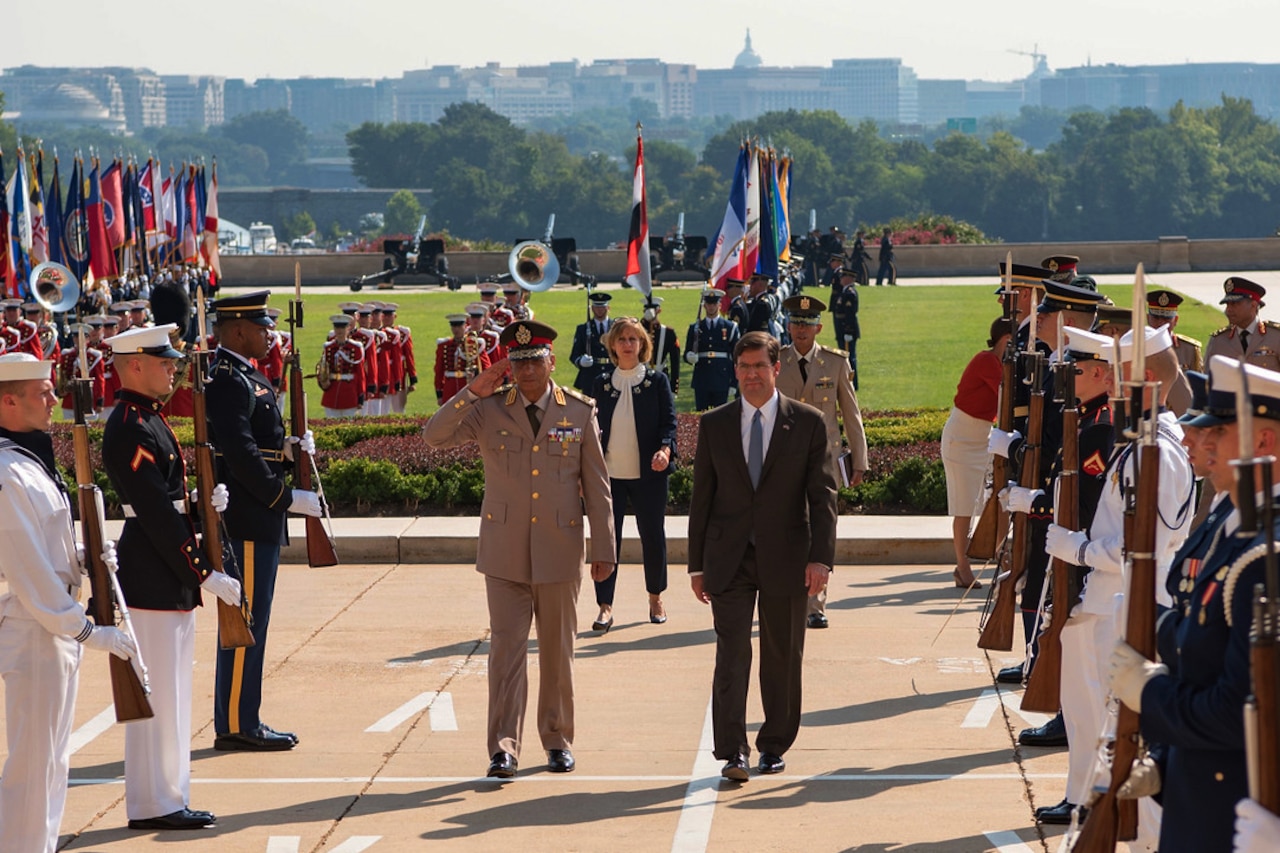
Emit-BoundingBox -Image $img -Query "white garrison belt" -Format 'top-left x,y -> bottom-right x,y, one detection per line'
333,373 -> 356,381
698,352 -> 729,359
122,499 -> 187,517
443,371 -> 467,378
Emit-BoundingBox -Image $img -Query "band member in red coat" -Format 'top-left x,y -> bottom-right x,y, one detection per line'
434,314 -> 490,405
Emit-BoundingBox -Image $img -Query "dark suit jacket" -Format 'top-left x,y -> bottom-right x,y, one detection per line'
590,367 -> 677,480
687,395 -> 838,596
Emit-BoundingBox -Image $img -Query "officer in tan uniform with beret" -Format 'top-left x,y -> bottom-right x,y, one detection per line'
422,319 -> 615,779
1204,276 -> 1280,372
776,294 -> 867,629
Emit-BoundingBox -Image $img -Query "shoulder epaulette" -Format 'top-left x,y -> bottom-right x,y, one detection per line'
436,337 -> 448,344
1175,332 -> 1202,347
500,384 -> 517,405
829,347 -> 848,358
1211,325 -> 1233,337
560,385 -> 593,405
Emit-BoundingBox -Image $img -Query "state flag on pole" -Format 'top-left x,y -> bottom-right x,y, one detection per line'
708,144 -> 749,290
139,159 -> 157,232
63,157 -> 91,283
162,169 -> 176,240
624,125 -> 651,298
182,166 -> 199,262
0,149 -> 12,296
29,150 -> 48,265
101,160 -> 125,249
776,155 -> 792,263
201,161 -> 222,279
46,156 -> 66,266
757,149 -> 779,284
87,160 -> 118,280
741,145 -> 761,277
7,149 -> 32,296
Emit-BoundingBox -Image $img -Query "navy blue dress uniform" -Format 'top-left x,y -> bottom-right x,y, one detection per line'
570,292 -> 614,395
743,275 -> 781,336
830,270 -> 861,387
641,302 -> 681,394
685,289 -> 740,411
204,292 -> 300,752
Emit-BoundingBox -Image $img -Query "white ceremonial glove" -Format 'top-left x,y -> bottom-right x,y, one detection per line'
1234,798 -> 1280,852
201,571 -> 242,607
987,428 -> 1021,458
283,429 -> 316,462
81,624 -> 137,661
1046,524 -> 1091,565
999,485 -> 1043,514
100,540 -> 119,574
289,489 -> 324,518
1117,755 -> 1162,799
76,543 -> 88,576
577,354 -> 594,368
190,483 -> 230,514
1108,641 -> 1168,713
684,351 -> 697,365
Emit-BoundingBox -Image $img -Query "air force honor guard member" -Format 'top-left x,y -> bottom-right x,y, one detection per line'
570,292 -> 613,395
423,319 -> 615,779
0,353 -> 137,853
102,324 -> 238,832
684,288 -> 740,410
776,294 -> 867,629
1204,277 -> 1280,372
205,292 -> 323,753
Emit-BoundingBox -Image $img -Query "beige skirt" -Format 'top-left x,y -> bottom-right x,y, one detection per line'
941,406 -> 993,517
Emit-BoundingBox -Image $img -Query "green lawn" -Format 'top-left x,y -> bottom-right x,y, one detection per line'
260,282 -> 1229,420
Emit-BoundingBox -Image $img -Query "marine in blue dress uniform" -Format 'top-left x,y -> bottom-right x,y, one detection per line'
205,291 -> 323,752
684,288 -> 740,411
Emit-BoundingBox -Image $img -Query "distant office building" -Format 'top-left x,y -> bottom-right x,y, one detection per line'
160,75 -> 225,128
225,78 -> 292,120
826,58 -> 918,124
1040,63 -> 1280,118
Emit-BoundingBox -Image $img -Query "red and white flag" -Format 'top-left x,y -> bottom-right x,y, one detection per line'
624,124 -> 651,298
162,170 -> 176,239
741,145 -> 761,277
201,161 -> 222,279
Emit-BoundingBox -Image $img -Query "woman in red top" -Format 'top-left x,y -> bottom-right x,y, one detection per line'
941,317 -> 1012,588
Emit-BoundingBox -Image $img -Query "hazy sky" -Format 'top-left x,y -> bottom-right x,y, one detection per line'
10,0 -> 1280,84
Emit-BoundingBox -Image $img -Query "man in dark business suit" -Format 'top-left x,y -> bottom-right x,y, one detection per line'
688,331 -> 839,781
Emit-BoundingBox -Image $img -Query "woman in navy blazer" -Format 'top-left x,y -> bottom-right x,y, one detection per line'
590,317 -> 677,630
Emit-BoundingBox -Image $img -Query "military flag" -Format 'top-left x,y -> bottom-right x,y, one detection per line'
624,125 -> 652,298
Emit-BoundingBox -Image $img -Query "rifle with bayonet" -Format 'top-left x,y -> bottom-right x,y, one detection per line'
191,299 -> 255,649
978,348 -> 1045,651
289,264 -> 339,567
73,336 -> 153,722
969,252 -> 1017,561
1023,315 -> 1078,713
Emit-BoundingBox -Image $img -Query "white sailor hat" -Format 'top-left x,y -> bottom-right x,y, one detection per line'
0,353 -> 54,381
1063,327 -> 1116,362
108,323 -> 182,358
1118,325 -> 1174,362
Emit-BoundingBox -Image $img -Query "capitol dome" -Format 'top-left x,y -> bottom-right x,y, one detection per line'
733,29 -> 762,69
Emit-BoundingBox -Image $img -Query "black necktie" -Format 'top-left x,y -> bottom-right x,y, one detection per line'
1242,330 -> 1251,352
798,356 -> 809,384
526,403 -> 541,436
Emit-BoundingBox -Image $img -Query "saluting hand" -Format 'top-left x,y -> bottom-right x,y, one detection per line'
468,358 -> 510,398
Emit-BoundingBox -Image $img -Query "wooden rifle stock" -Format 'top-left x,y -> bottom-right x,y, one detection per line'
288,293 -> 339,568
1246,462 -> 1280,814
1074,441 -> 1161,850
1023,367 -> 1079,712
968,336 -> 1016,561
979,355 -> 1044,651
72,380 -> 153,722
190,349 -> 255,649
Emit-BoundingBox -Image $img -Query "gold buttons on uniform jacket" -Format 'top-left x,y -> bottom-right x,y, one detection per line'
486,512 -> 493,520
532,469 -> 539,476
531,516 -> 538,523
532,492 -> 539,500
1215,772 -> 1224,781
532,445 -> 539,452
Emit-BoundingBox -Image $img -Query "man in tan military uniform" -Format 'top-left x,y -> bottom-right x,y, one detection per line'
1146,288 -> 1199,416
1204,277 -> 1280,372
776,294 -> 867,629
422,319 -> 615,779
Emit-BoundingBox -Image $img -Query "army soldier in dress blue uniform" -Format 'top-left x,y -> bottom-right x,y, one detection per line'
685,288 -> 740,411
743,273 -> 781,336
1204,277 -> 1280,373
1108,355 -> 1279,853
205,292 -> 323,753
830,267 -> 861,388
570,292 -> 613,396
102,324 -> 240,831
724,279 -> 749,330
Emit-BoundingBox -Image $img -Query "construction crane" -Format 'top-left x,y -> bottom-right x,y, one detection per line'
1008,44 -> 1049,77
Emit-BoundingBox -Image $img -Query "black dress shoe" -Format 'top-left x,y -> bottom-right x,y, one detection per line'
547,748 -> 575,773
214,725 -> 297,752
720,755 -> 749,782
1019,711 -> 1068,747
757,752 -> 785,774
591,616 -> 614,633
1035,797 -> 1083,825
128,808 -> 217,830
997,663 -> 1026,684
806,612 -> 829,629
487,751 -> 517,779
261,723 -> 299,745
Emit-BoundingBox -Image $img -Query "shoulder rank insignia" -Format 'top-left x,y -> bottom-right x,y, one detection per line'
503,385 -> 517,405
560,386 -> 593,405
1082,449 -> 1107,477
1211,325 -> 1232,337
553,385 -> 566,407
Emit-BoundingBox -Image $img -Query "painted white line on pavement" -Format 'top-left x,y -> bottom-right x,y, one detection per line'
69,706 -> 116,756
962,688 -> 1053,730
983,830 -> 1038,852
330,838 -> 380,853
671,697 -> 720,853
365,691 -> 453,733
70,771 -> 1068,786
428,691 -> 457,731
266,838 -> 300,853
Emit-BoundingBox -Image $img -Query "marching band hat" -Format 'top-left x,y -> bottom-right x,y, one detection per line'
21,302 -> 41,314
502,282 -> 521,294
267,307 -> 283,319
702,289 -> 723,303
1220,277 -> 1266,306
782,294 -> 826,325
445,314 -> 467,325
1041,255 -> 1080,283
500,319 -> 557,360
1147,289 -> 1184,318
1117,325 -> 1174,361
1178,371 -> 1209,424
99,315 -> 120,327
478,283 -> 498,296
338,301 -> 361,313
588,292 -> 612,306
108,323 -> 183,358
1037,279 -> 1106,315
129,300 -> 150,312
109,301 -> 132,314
0,352 -> 53,382
0,298 -> 22,310
212,291 -> 273,326
1063,327 -> 1115,362
381,302 -> 399,312
357,302 -> 378,314
86,315 -> 110,327
465,302 -> 489,317
331,314 -> 354,327
996,261 -> 1053,295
